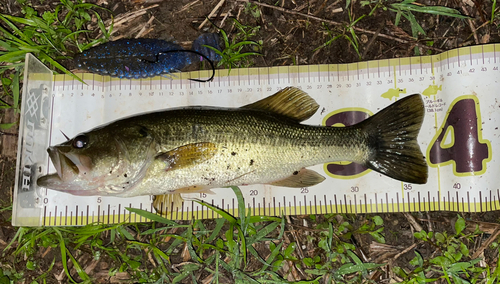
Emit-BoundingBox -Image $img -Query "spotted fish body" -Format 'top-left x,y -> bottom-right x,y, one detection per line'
74,34 -> 221,79
37,87 -> 428,214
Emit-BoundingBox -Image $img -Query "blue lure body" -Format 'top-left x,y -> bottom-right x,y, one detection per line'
74,34 -> 221,80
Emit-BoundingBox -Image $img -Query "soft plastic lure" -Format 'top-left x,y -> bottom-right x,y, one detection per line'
73,34 -> 221,82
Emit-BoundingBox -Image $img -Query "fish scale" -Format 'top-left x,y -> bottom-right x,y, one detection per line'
127,108 -> 362,196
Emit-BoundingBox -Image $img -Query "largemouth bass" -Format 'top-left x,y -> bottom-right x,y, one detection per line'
37,87 -> 428,214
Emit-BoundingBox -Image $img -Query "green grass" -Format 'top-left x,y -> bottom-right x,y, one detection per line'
205,18 -> 262,73
3,187 -> 499,283
2,1 -> 500,283
0,0 -> 112,129
314,10 -> 365,59
393,215 -> 495,283
360,0 -> 469,55
315,0 -> 470,56
1,187 -> 398,283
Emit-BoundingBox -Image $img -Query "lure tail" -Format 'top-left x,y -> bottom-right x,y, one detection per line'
191,33 -> 222,62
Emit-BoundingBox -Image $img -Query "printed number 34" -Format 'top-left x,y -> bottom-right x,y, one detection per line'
427,96 -> 491,176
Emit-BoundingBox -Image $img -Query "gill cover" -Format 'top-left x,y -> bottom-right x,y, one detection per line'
37,124 -> 158,195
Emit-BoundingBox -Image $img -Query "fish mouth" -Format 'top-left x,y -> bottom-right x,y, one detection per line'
47,146 -> 77,179
36,146 -> 93,192
36,174 -> 98,195
47,146 -> 93,180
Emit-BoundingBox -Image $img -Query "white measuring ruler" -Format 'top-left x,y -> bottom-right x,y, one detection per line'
13,45 -> 500,226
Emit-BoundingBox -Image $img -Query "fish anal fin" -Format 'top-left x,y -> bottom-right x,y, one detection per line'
242,87 -> 319,122
269,169 -> 325,188
153,193 -> 184,216
156,142 -> 217,171
173,185 -> 210,194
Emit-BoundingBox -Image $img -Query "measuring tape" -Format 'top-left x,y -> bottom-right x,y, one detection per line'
13,44 -> 500,226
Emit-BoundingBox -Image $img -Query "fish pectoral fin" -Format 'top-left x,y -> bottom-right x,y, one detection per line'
153,194 -> 184,216
269,169 -> 325,188
242,87 -> 319,122
156,142 -> 217,171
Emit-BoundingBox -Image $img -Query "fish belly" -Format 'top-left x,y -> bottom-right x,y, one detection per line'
119,137 -> 358,197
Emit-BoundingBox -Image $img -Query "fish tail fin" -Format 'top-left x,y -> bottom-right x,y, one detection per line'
361,94 -> 428,184
192,33 -> 222,62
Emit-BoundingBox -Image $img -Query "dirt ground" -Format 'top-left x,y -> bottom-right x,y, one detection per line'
1,0 -> 500,283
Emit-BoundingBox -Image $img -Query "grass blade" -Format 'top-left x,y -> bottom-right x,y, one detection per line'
126,207 -> 181,226
194,200 -> 237,225
206,218 -> 226,243
53,228 -> 78,283
0,123 -> 16,130
12,69 -> 20,111
247,222 -> 280,244
37,51 -> 86,84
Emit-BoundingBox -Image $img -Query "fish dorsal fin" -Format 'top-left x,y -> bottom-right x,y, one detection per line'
269,169 -> 325,188
242,87 -> 319,122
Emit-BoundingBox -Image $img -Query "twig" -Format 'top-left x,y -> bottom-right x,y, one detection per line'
84,259 -> 100,275
0,131 -> 18,137
474,20 -> 490,33
326,0 -> 342,12
393,242 -> 419,260
135,16 -> 155,38
41,246 -> 52,258
472,229 -> 500,259
313,0 -> 329,16
96,4 -> 159,39
113,5 -> 159,28
198,0 -> 226,30
232,4 -> 243,34
201,274 -> 214,284
54,267 -> 66,281
219,7 -> 233,29
233,0 -> 444,53
403,212 -> 423,232
467,18 -> 480,44
147,249 -> 157,267
285,216 -> 305,259
234,0 -> 342,25
181,243 -> 191,262
462,6 -> 479,44
178,0 -> 201,13
426,212 -> 434,241
362,22 -> 384,59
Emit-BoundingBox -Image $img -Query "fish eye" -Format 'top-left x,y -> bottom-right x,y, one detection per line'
72,135 -> 88,149
138,126 -> 149,138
